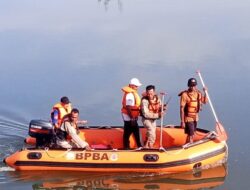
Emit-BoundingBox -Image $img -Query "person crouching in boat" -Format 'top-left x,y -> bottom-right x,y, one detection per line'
141,85 -> 167,148
51,96 -> 72,130
179,78 -> 208,144
121,78 -> 143,150
56,108 -> 90,149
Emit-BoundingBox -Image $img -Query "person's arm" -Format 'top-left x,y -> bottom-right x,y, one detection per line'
180,95 -> 186,128
64,122 -> 89,148
201,87 -> 208,104
141,99 -> 159,119
51,109 -> 59,128
71,133 -> 89,148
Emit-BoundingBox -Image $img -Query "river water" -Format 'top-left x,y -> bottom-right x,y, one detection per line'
0,0 -> 250,189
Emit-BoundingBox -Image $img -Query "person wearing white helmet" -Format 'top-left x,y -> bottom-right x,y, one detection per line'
121,78 -> 143,149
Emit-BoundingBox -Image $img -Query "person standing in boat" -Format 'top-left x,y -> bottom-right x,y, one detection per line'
51,96 -> 72,130
141,85 -> 167,148
56,108 -> 90,149
121,78 -> 143,149
179,78 -> 208,144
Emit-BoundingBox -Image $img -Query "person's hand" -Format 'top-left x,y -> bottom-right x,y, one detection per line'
203,86 -> 208,92
159,110 -> 166,118
181,121 -> 185,128
158,104 -> 167,113
163,104 -> 167,111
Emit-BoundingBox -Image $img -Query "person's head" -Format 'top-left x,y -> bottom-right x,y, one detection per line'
60,96 -> 71,109
129,78 -> 142,89
146,85 -> 156,99
187,78 -> 197,90
70,108 -> 79,122
61,96 -> 70,104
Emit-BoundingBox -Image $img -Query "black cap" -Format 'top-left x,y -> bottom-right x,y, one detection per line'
60,96 -> 70,104
187,78 -> 197,87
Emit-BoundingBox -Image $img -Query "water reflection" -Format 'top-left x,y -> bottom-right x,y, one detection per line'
5,164 -> 227,190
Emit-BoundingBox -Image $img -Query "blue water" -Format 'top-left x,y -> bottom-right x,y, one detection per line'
1,0 -> 250,189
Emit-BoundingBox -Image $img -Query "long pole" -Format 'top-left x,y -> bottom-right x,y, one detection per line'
197,71 -> 219,122
159,92 -> 165,148
196,70 -> 228,141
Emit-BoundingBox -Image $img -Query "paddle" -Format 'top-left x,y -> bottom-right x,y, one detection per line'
159,92 -> 167,149
196,70 -> 228,141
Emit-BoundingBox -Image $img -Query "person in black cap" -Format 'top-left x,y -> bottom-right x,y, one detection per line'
51,96 -> 72,130
178,78 -> 207,144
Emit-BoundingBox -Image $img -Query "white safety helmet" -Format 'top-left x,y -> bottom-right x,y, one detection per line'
129,78 -> 142,87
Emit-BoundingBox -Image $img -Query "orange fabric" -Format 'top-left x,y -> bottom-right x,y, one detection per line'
148,95 -> 161,113
121,86 -> 141,117
180,90 -> 205,122
52,103 -> 72,127
12,127 -> 227,173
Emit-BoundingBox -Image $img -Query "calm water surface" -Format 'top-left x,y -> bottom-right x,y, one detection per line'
1,0 -> 250,189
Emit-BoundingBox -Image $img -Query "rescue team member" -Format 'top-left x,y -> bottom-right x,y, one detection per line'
121,78 -> 143,150
51,96 -> 72,130
56,108 -> 90,149
179,78 -> 208,144
141,85 -> 167,148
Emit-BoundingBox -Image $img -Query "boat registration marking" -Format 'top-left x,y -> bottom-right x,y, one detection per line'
75,153 -> 109,161
65,152 -> 118,161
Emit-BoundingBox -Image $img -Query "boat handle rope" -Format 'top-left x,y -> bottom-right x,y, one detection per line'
160,147 -> 185,155
160,131 -> 217,154
182,131 -> 218,149
194,130 -> 218,139
163,132 -> 222,154
204,131 -> 218,139
44,147 -> 73,158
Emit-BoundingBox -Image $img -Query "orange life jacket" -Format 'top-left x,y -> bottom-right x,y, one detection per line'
179,90 -> 201,119
51,103 -> 72,127
142,95 -> 161,114
121,86 -> 141,118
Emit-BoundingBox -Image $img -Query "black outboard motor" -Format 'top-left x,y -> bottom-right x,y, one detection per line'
29,120 -> 54,148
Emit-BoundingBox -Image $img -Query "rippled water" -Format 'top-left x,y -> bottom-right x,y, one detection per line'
1,0 -> 250,189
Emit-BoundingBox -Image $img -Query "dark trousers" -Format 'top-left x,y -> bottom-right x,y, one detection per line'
123,120 -> 142,149
185,121 -> 197,136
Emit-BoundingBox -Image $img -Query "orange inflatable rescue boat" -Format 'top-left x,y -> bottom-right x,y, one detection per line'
4,119 -> 228,173
4,71 -> 228,174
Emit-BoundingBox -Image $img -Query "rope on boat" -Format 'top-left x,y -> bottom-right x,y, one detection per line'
160,147 -> 185,155
44,147 -> 72,158
204,131 -> 218,139
159,131 -> 218,154
194,130 -> 218,137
